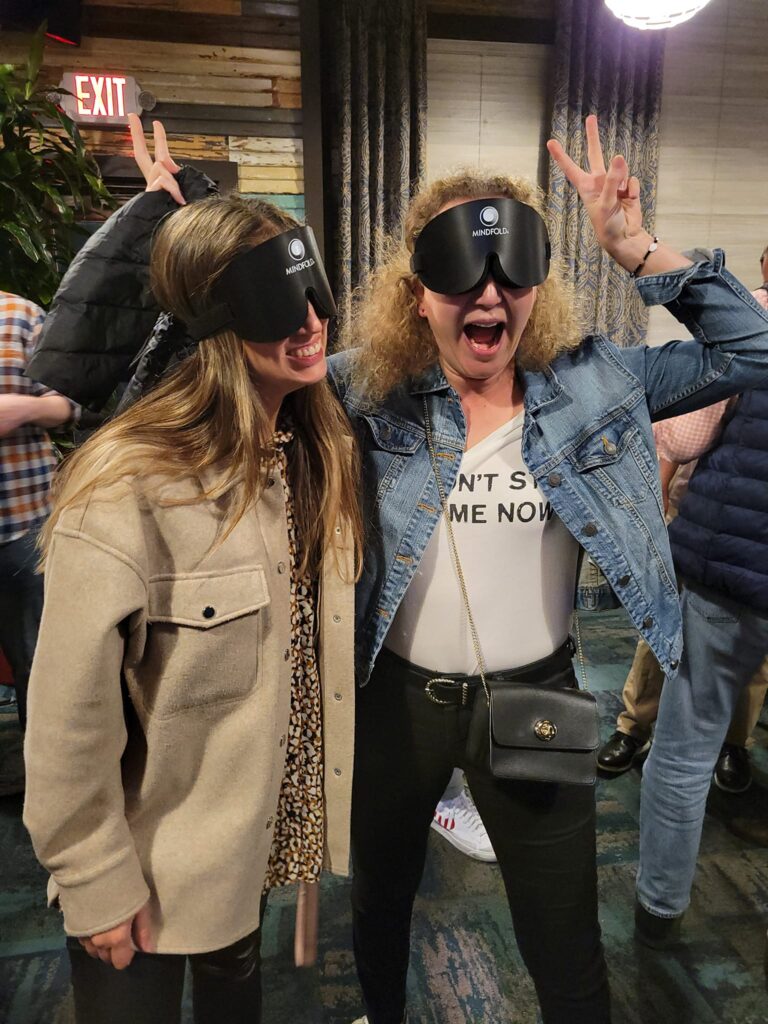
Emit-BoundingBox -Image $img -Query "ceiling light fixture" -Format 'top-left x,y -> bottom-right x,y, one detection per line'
604,0 -> 713,30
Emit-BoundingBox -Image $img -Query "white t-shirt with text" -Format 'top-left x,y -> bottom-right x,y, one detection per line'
385,413 -> 579,673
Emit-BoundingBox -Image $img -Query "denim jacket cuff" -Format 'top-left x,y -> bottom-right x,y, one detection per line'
635,248 -> 725,308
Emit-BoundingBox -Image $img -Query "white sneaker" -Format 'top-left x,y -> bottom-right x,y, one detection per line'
351,1016 -> 407,1023
431,789 -> 497,862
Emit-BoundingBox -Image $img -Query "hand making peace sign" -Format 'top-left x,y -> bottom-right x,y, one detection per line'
547,114 -> 690,277
127,112 -> 186,206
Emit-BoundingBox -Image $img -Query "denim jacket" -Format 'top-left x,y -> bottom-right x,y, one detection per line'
328,251 -> 768,685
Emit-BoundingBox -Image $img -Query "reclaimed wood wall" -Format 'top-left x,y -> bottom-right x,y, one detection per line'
1,0 -> 305,216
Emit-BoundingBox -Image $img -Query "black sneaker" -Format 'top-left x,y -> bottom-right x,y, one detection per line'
597,730 -> 651,774
714,743 -> 752,794
634,900 -> 682,950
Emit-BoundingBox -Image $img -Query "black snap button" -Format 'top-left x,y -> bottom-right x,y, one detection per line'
334,692 -> 343,701
548,472 -> 562,487
202,606 -> 215,619
618,574 -> 631,587
670,659 -> 679,670
277,561 -> 287,574
283,649 -> 290,661
583,523 -> 598,537
333,768 -> 342,777
643,616 -> 654,629
266,477 -> 276,488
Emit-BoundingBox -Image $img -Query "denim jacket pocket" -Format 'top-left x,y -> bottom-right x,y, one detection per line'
361,413 -> 424,454
569,420 -> 657,508
361,414 -> 425,501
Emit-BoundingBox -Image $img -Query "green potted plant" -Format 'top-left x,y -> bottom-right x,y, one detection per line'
0,25 -> 115,307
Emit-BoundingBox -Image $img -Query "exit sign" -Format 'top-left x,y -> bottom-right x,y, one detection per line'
59,72 -> 142,125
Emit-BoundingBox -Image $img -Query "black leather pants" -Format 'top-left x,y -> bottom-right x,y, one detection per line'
351,649 -> 611,1024
67,897 -> 267,1024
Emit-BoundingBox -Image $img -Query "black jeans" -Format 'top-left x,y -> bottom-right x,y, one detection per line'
351,648 -> 611,1024
67,898 -> 268,1024
0,528 -> 44,729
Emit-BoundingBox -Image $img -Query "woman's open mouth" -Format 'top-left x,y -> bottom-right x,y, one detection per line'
462,320 -> 505,356
286,337 -> 325,365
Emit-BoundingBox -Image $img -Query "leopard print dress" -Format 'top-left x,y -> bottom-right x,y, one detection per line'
264,429 -> 325,889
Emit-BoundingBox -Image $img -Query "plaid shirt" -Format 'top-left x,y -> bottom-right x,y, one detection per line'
0,292 -> 76,545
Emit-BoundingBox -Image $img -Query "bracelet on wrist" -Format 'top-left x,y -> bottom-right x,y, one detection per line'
630,236 -> 659,278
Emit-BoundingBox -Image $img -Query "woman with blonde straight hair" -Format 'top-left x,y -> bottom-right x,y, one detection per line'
23,120 -> 362,1024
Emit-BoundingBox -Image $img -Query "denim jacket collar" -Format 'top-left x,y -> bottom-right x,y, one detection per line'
408,363 -> 451,395
408,357 -> 565,412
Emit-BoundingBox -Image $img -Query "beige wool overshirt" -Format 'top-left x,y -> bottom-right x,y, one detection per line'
23,468 -> 355,954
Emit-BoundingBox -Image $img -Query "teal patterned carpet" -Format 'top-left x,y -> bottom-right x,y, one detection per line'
1,611 -> 767,1024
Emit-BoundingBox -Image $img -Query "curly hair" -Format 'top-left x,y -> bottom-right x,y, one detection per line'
340,169 -> 586,403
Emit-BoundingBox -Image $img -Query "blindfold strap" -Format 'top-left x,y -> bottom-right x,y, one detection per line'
186,302 -> 235,342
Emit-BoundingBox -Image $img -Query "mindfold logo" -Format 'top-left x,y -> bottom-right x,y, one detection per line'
472,206 -> 508,237
285,258 -> 316,275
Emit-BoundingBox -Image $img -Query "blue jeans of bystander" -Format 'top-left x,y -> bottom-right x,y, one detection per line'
638,580 -> 768,918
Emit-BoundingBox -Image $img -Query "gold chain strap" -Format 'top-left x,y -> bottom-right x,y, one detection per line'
423,396 -> 492,706
421,396 -> 589,698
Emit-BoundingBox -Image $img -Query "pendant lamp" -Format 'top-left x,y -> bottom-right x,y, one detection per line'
604,0 -> 713,30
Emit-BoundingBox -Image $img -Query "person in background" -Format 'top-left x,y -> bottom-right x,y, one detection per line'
637,381 -> 768,947
753,245 -> 768,309
597,400 -> 768,794
0,291 -> 78,731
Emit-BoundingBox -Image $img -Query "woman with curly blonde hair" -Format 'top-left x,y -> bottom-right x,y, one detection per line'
328,116 -> 768,1024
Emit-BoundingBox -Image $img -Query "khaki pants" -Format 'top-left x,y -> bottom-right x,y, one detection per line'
617,638 -> 768,746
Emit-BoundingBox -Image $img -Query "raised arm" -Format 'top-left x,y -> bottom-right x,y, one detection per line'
547,115 -> 691,278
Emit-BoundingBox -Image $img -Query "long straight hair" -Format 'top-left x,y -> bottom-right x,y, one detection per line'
41,196 -> 362,580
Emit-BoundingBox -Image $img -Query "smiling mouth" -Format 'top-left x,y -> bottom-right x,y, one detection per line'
463,321 -> 504,352
287,338 -> 324,359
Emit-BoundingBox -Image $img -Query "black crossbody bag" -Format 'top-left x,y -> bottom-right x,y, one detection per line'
423,398 -> 600,786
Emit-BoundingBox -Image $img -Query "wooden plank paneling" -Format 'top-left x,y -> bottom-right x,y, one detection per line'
67,129 -> 231,161
229,136 -> 303,166
141,105 -> 302,138
83,0 -> 242,10
81,7 -> 300,49
2,33 -> 301,111
2,35 -> 300,80
237,166 -> 304,193
427,0 -> 554,16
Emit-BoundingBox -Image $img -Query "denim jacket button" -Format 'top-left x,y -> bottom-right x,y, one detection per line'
547,472 -> 562,487
670,659 -> 679,670
618,574 -> 631,586
583,522 -> 598,537
643,615 -> 654,629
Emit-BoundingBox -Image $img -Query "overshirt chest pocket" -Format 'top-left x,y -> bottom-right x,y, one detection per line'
569,421 -> 657,507
140,567 -> 270,718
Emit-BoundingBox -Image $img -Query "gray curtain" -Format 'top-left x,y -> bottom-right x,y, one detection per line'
321,0 -> 427,324
547,0 -> 666,347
